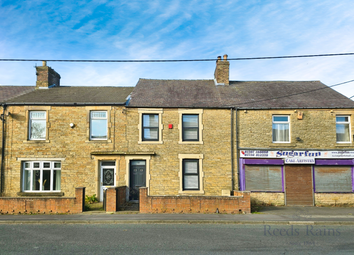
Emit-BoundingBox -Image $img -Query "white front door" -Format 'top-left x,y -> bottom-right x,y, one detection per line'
100,161 -> 116,202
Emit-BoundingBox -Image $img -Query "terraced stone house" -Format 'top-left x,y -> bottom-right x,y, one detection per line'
1,56 -> 353,214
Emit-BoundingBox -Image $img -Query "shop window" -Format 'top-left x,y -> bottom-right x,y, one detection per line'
245,165 -> 283,191
314,166 -> 353,192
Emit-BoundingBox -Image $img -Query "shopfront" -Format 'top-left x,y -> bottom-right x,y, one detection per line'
239,150 -> 354,206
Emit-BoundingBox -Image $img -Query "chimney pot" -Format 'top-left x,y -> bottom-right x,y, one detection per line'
223,54 -> 228,60
42,61 -> 47,67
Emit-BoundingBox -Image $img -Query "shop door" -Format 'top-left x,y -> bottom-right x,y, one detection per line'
129,160 -> 146,201
285,165 -> 314,206
100,161 -> 116,202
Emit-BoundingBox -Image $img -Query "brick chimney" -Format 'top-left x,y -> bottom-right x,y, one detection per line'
36,61 -> 61,89
214,54 -> 229,85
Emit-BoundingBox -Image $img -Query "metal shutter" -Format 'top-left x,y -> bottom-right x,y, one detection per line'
245,165 -> 282,191
285,165 -> 313,206
315,166 -> 352,192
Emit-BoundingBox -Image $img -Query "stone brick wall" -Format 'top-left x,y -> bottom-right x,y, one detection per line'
0,187 -> 85,214
139,187 -> 250,214
214,55 -> 229,85
105,186 -> 127,212
36,65 -> 61,88
315,193 -> 354,206
250,192 -> 285,206
3,105 -> 127,199
125,108 -> 236,196
238,109 -> 354,149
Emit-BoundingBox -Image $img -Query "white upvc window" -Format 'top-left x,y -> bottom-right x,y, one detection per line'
90,111 -> 107,140
23,161 -> 61,192
336,116 -> 351,143
272,115 -> 290,143
29,111 -> 46,140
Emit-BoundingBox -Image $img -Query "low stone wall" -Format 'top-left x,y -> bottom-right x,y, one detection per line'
250,192 -> 285,206
139,187 -> 251,214
105,186 -> 127,212
315,193 -> 354,206
0,187 -> 85,214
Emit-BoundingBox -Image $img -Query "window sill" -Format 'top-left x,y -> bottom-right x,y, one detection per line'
138,141 -> 163,144
178,141 -> 204,145
178,190 -> 205,195
23,140 -> 50,144
86,140 -> 112,143
335,143 -> 353,147
269,144 -> 296,147
17,192 -> 64,197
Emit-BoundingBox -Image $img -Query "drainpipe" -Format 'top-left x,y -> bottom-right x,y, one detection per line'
230,108 -> 234,191
1,104 -> 6,194
235,108 -> 240,190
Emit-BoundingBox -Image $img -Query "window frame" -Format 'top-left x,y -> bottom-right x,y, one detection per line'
178,109 -> 203,144
138,109 -> 163,144
182,159 -> 200,191
272,115 -> 290,143
336,115 -> 351,143
178,154 -> 204,194
28,111 -> 47,140
182,114 -> 199,142
90,110 -> 108,140
142,113 -> 159,141
22,161 -> 61,192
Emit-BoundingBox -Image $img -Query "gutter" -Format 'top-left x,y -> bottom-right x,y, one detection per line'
5,102 -> 127,106
1,104 -> 6,194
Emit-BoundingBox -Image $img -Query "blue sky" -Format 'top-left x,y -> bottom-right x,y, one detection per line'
1,0 -> 354,99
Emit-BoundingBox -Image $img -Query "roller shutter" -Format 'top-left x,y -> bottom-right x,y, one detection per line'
285,165 -> 313,206
245,165 -> 282,191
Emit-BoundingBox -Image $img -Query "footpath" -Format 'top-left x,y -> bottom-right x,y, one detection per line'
0,206 -> 353,225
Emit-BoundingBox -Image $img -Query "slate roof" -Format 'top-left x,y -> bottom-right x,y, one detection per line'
0,86 -> 35,103
6,86 -> 134,105
128,79 -> 354,109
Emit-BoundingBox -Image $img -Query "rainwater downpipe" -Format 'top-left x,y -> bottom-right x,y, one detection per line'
1,104 -> 6,194
230,108 -> 234,191
235,108 -> 240,191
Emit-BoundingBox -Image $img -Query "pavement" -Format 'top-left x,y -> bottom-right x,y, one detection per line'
0,206 -> 353,225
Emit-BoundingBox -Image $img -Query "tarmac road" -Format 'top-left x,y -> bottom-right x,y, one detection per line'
0,223 -> 353,255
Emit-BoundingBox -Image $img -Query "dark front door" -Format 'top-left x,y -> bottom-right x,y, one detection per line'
285,165 -> 314,206
129,160 -> 146,201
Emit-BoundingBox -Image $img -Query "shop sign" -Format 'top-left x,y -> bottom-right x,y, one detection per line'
240,150 -> 354,159
284,158 -> 315,164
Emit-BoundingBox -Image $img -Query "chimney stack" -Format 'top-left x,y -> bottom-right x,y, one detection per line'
36,61 -> 61,89
214,54 -> 229,85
